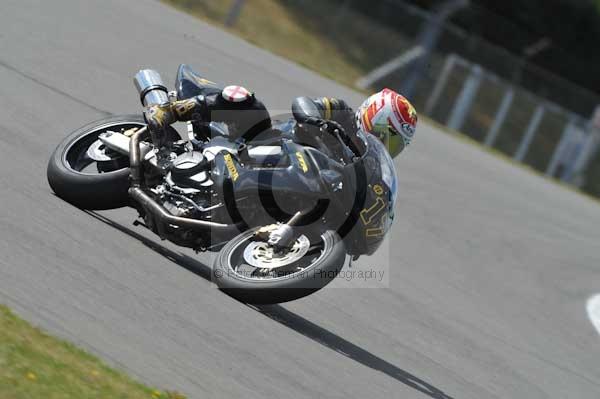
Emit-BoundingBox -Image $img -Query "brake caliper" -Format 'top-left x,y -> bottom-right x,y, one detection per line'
254,224 -> 279,242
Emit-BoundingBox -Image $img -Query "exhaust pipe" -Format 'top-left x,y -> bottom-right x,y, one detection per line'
134,69 -> 169,106
128,187 -> 242,237
129,126 -> 146,187
128,126 -> 241,239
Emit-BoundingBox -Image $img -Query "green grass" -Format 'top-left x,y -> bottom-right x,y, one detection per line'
0,305 -> 186,399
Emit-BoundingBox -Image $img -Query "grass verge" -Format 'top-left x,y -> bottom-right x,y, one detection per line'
0,304 -> 185,399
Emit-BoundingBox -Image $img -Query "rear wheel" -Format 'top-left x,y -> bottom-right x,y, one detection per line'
213,228 -> 346,304
47,114 -> 179,210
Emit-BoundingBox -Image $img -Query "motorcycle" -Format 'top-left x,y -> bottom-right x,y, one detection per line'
47,64 -> 398,304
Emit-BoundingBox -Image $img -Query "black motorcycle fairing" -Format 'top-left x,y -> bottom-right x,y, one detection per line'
275,124 -> 397,256
205,124 -> 397,256
175,64 -> 222,100
213,139 -> 330,227
339,133 -> 397,255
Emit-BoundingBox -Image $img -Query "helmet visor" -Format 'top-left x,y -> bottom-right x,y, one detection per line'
385,124 -> 406,158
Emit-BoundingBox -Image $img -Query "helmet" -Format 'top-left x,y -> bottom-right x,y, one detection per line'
355,88 -> 417,158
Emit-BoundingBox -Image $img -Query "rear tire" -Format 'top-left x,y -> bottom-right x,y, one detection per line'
213,229 -> 346,304
47,114 -> 178,210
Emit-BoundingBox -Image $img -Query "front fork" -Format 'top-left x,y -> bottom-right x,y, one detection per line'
256,198 -> 331,251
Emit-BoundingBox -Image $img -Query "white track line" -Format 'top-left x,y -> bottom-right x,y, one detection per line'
586,294 -> 600,336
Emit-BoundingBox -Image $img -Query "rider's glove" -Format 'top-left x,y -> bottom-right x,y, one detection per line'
144,97 -> 206,147
302,117 -> 345,138
304,117 -> 360,159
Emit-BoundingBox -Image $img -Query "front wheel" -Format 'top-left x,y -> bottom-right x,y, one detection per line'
213,228 -> 346,304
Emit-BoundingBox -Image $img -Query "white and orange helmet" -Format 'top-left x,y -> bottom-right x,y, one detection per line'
355,88 -> 417,158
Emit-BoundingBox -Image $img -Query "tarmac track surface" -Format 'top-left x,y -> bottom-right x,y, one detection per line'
1,1 -> 600,397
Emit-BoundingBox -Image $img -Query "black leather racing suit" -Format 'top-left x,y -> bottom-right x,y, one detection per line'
144,90 -> 271,147
291,96 -> 356,133
144,90 -> 358,153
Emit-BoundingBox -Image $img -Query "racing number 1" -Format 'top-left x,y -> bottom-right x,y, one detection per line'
360,197 -> 386,237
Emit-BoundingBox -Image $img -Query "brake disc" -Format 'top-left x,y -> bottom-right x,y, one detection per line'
243,235 -> 310,269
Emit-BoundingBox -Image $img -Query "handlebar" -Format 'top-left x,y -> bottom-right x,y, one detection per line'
303,117 -> 362,160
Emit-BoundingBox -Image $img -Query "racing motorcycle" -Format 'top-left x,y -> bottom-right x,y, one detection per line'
47,65 -> 397,304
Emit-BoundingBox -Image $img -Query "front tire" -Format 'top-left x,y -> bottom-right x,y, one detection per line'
213,229 -> 346,304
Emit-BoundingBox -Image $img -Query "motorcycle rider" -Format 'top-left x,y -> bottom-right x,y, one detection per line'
143,82 -> 417,159
291,88 -> 417,158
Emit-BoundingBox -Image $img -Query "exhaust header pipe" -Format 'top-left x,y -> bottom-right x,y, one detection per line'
127,125 -> 242,241
129,187 -> 241,238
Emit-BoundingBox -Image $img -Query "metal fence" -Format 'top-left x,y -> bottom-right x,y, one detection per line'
421,54 -> 600,185
222,0 -> 600,194
335,0 -> 600,192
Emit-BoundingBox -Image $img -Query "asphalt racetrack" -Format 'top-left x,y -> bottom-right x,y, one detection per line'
2,1 -> 600,398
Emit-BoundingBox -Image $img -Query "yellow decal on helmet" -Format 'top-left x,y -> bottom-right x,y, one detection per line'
362,112 -> 373,131
223,154 -> 239,181
408,100 -> 417,120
